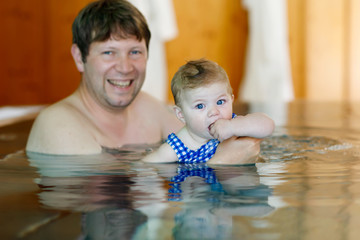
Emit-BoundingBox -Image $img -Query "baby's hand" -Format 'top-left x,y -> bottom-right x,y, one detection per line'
209,119 -> 234,142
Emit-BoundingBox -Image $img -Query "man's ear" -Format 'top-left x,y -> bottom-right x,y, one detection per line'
71,44 -> 84,73
173,105 -> 186,124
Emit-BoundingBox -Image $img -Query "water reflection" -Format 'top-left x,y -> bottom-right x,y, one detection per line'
169,164 -> 274,240
24,129 -> 360,239
27,150 -> 275,239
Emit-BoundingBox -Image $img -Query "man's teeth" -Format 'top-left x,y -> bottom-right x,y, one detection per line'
108,79 -> 131,87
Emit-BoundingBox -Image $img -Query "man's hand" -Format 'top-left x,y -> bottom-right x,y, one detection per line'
207,136 -> 261,165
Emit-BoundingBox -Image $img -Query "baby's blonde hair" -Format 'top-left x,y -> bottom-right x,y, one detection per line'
171,59 -> 232,106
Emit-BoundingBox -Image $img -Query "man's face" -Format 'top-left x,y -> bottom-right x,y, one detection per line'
80,36 -> 148,110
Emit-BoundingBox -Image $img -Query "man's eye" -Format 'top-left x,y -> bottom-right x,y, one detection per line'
195,104 -> 204,109
217,99 -> 225,105
130,50 -> 141,55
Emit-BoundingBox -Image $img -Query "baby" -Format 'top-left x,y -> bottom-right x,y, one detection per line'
143,59 -> 274,163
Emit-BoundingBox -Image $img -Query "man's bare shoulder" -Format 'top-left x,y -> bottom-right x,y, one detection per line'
33,100 -> 85,129
133,92 -> 169,110
135,92 -> 183,128
26,99 -> 101,155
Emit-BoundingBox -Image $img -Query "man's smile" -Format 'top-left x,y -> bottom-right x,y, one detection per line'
107,79 -> 133,88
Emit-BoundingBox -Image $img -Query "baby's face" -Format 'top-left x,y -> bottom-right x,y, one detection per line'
178,82 -> 233,140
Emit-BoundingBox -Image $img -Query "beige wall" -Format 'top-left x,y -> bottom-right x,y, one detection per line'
349,0 -> 360,101
288,0 -> 360,101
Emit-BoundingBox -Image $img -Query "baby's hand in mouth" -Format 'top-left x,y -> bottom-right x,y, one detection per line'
208,118 -> 233,142
208,122 -> 215,131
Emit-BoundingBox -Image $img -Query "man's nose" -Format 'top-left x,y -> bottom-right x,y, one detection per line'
115,56 -> 134,73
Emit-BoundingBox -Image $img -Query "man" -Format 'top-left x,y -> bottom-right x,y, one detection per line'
26,0 -> 262,164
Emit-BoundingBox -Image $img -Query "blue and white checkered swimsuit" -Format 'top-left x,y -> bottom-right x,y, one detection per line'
166,113 -> 237,163
166,134 -> 220,163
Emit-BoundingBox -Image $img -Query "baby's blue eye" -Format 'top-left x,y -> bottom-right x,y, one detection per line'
217,99 -> 225,105
195,104 -> 204,109
103,51 -> 113,55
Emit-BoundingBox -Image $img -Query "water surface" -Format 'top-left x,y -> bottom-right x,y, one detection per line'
2,125 -> 360,239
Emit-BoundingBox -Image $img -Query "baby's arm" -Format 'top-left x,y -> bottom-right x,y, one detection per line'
210,113 -> 275,141
142,142 -> 179,163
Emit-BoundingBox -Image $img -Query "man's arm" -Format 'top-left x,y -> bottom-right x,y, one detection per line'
142,136 -> 262,165
207,137 -> 262,165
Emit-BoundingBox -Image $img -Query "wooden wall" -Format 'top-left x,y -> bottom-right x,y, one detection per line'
0,0 -> 359,105
0,0 -> 92,105
0,1 -> 47,104
288,0 -> 360,101
165,0 -> 248,102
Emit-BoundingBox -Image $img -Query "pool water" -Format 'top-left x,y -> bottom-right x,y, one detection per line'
2,125 -> 360,239
2,101 -> 360,239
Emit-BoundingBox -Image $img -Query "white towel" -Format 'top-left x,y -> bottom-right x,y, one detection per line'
129,0 -> 178,102
240,0 -> 294,102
